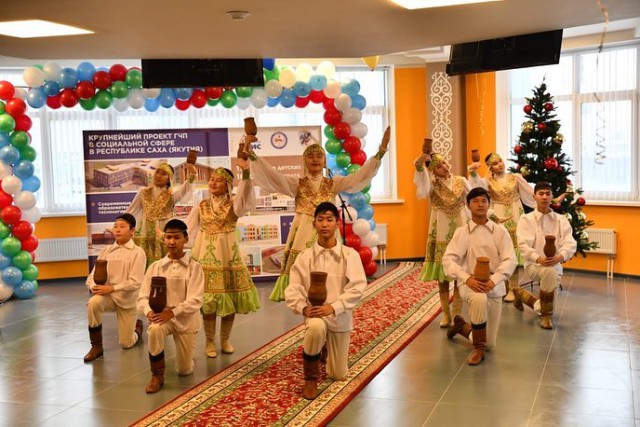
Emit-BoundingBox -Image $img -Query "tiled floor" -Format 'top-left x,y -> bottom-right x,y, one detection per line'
0,265 -> 638,427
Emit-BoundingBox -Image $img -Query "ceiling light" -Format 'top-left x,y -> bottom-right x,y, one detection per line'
0,20 -> 93,38
391,0 -> 502,10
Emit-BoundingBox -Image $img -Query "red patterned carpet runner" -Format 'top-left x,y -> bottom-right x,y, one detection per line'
131,262 -> 439,427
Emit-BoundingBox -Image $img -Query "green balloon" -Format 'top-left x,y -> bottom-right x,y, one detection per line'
364,192 -> 371,204
263,67 -> 280,82
0,114 -> 16,133
110,81 -> 129,99
22,264 -> 39,281
235,87 -> 253,98
125,69 -> 143,89
19,146 -> 37,162
324,138 -> 343,155
32,280 -> 38,290
207,98 -> 219,107
1,236 -> 22,256
347,164 -> 361,175
12,250 -> 32,270
0,102 -> 5,115
95,90 -> 113,109
336,152 -> 351,168
10,131 -> 30,150
0,222 -> 9,239
80,97 -> 96,111
220,90 -> 237,108
324,125 -> 334,139
362,183 -> 371,193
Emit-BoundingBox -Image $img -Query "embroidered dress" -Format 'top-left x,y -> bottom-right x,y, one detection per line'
251,155 -> 381,301
414,172 -> 471,282
186,179 -> 260,317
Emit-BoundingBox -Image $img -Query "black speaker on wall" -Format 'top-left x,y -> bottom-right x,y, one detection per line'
446,29 -> 563,76
141,59 -> 265,88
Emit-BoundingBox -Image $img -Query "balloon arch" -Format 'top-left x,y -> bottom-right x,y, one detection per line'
0,59 -> 381,301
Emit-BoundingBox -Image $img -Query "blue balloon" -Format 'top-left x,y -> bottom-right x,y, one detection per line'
13,160 -> 34,179
76,61 -> 96,82
341,79 -> 361,96
331,167 -> 347,177
59,67 -> 78,89
159,88 -> 176,108
262,58 -> 276,71
0,145 -> 20,165
21,175 -> 41,192
0,133 -> 9,149
279,88 -> 295,108
144,97 -> 160,112
293,81 -> 311,98
13,280 -> 36,299
368,219 -> 376,231
26,87 -> 47,109
174,88 -> 193,101
326,153 -> 337,170
357,204 -> 374,220
43,80 -> 60,97
309,74 -> 327,91
267,96 -> 280,107
351,94 -> 366,110
2,266 -> 23,287
0,253 -> 11,269
349,192 -> 367,209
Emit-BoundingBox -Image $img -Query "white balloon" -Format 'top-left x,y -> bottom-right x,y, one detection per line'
250,88 -> 268,109
1,175 -> 22,194
362,231 -> 380,248
295,63 -> 313,82
316,61 -> 336,79
127,89 -> 145,109
113,98 -> 129,112
43,62 -> 62,82
323,80 -> 341,99
22,206 -> 42,223
265,80 -> 283,98
13,191 -> 36,210
353,219 -> 372,237
334,93 -> 352,112
142,88 -> 161,99
342,108 -> 362,125
0,162 -> 12,179
342,206 -> 358,224
13,88 -> 27,100
279,68 -> 296,88
360,138 -> 367,149
236,97 -> 250,110
351,122 -> 369,139
23,67 -> 46,87
370,246 -> 379,260
0,280 -> 13,302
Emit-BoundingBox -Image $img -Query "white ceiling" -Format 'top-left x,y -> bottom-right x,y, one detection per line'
0,0 -> 639,63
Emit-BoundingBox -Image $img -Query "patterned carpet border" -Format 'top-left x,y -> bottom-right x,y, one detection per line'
131,262 -> 439,427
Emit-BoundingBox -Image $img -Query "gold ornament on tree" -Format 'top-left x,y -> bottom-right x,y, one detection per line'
522,122 -> 534,134
553,133 -> 564,145
520,166 -> 530,177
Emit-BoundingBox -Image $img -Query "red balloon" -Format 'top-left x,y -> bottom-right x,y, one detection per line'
309,90 -> 325,104
14,115 -> 32,132
21,235 -> 39,252
59,89 -> 79,108
364,260 -> 378,276
190,90 -> 207,108
333,122 -> 351,140
205,87 -> 223,99
323,108 -> 342,126
75,81 -> 96,100
358,246 -> 373,265
0,189 -> 13,208
5,98 -> 27,117
351,150 -> 367,166
345,234 -> 361,251
92,71 -> 112,90
342,136 -> 361,155
1,205 -> 22,225
339,222 -> 353,237
295,96 -> 310,108
0,81 -> 15,100
46,94 -> 62,109
109,64 -> 128,82
322,97 -> 335,110
11,220 -> 33,240
175,99 -> 190,111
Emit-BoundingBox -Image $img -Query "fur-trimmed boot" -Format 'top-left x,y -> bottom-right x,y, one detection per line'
513,287 -> 538,312
467,323 -> 487,366
83,325 -> 104,363
504,272 -> 518,303
539,290 -> 555,330
302,351 -> 321,400
134,319 -> 143,345
447,315 -> 472,340
438,281 -> 452,328
145,351 -> 165,394
203,315 -> 218,357
220,314 -> 235,354
451,283 -> 463,318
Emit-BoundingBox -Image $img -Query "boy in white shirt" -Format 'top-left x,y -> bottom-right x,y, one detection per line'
285,202 -> 367,400
443,188 -> 517,365
137,219 -> 204,394
84,213 -> 146,362
515,181 -> 577,329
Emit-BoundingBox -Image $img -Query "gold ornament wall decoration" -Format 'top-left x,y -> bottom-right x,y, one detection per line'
430,71 -> 453,162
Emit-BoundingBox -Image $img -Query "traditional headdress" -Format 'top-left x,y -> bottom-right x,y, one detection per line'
302,144 -> 326,177
484,152 -> 502,168
155,162 -> 174,188
212,167 -> 234,195
428,153 -> 447,172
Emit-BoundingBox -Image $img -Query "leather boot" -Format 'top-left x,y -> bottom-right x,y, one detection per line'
467,323 -> 487,366
539,290 -> 555,330
83,325 -> 104,363
504,272 -> 518,303
145,351 -> 165,394
302,351 -> 321,400
447,315 -> 472,340
220,314 -> 235,354
134,319 -> 143,345
513,287 -> 537,312
320,344 -> 328,364
203,315 -> 217,358
451,283 -> 463,318
438,281 -> 451,328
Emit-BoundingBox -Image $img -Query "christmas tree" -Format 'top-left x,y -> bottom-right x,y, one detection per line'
509,82 -> 598,257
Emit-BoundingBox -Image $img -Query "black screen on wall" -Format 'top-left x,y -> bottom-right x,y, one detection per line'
141,59 -> 265,88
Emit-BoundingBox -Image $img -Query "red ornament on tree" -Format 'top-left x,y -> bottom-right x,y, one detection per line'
577,197 -> 586,206
544,102 -> 554,111
544,158 -> 558,170
514,145 -> 523,155
523,104 -> 533,114
537,122 -> 547,131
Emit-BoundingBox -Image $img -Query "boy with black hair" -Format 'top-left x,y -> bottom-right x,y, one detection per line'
515,181 -> 576,329
285,202 -> 367,399
137,219 -> 204,394
443,187 -> 517,365
84,213 -> 146,362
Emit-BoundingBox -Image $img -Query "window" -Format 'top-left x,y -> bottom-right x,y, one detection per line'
500,43 -> 639,204
0,66 -> 393,215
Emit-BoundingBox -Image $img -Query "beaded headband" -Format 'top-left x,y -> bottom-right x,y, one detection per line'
428,153 -> 446,171
303,144 -> 326,157
156,163 -> 174,179
212,167 -> 234,185
485,152 -> 502,167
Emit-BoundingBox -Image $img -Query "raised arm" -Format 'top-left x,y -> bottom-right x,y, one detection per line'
515,173 -> 535,208
250,155 -> 299,197
125,188 -> 144,224
333,156 -> 381,194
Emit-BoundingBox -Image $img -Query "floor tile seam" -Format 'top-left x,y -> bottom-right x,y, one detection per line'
528,319 -> 556,421
421,356 -> 467,426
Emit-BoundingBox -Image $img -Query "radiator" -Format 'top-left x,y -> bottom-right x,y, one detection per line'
34,237 -> 88,263
585,228 -> 616,278
376,223 -> 388,244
